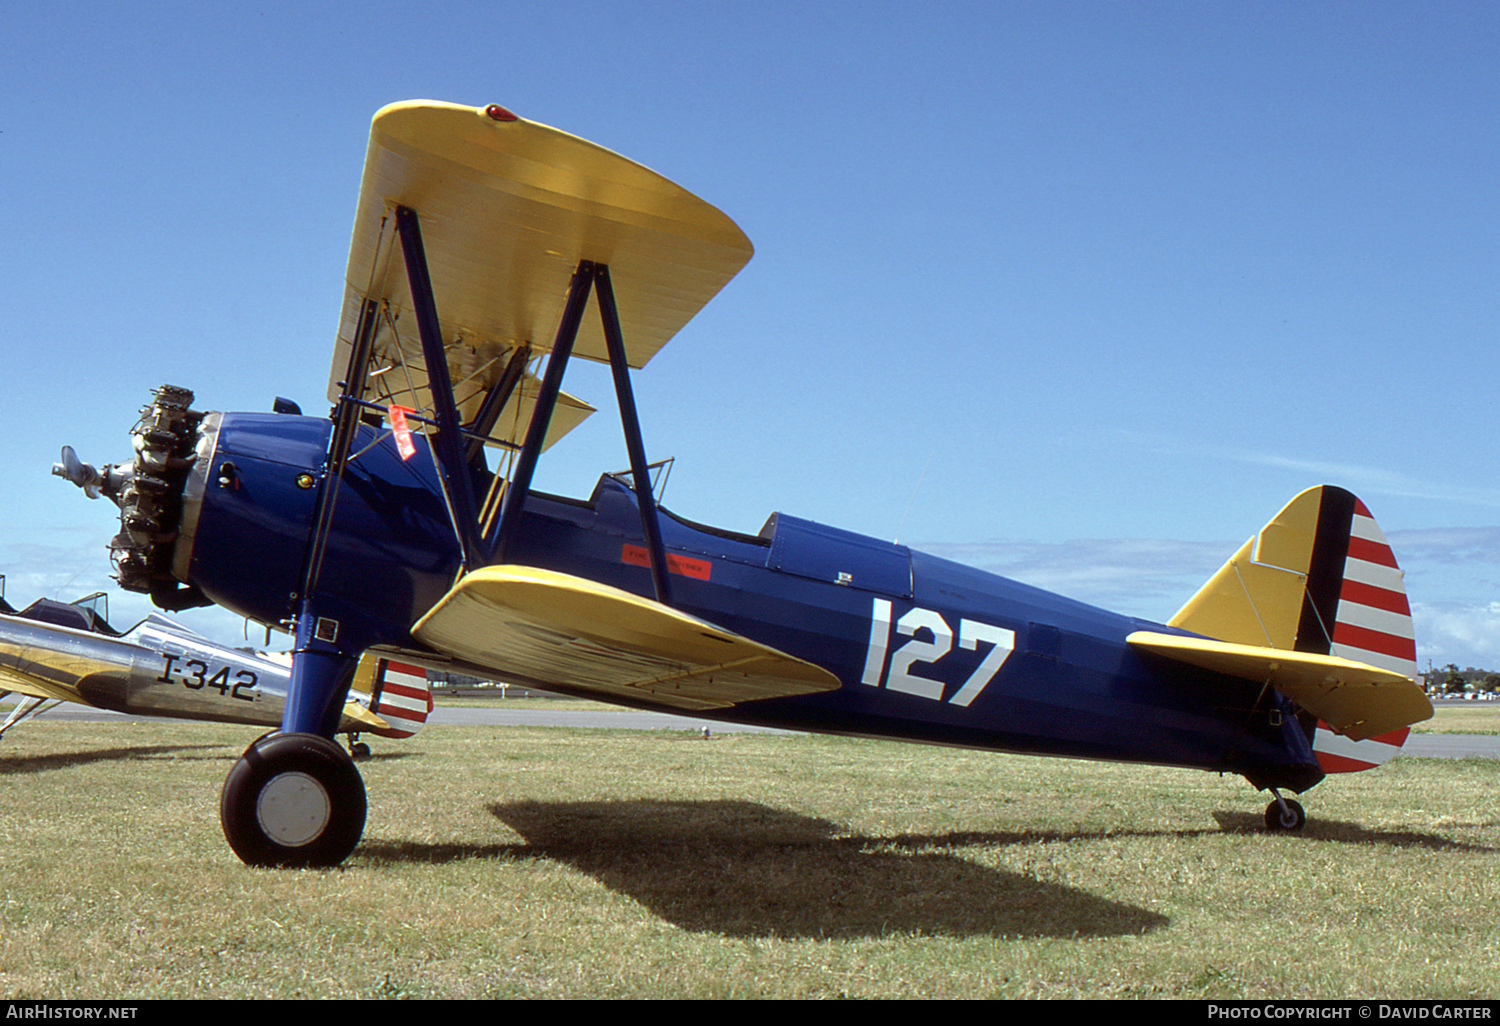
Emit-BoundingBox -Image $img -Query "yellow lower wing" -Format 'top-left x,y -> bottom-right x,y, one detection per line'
412,566 -> 840,710
1128,631 -> 1432,741
0,667 -> 82,704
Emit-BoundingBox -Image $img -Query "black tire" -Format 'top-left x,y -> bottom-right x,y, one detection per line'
221,731 -> 366,867
1264,798 -> 1306,832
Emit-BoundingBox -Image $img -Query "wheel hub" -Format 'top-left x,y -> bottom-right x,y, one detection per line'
255,770 -> 332,847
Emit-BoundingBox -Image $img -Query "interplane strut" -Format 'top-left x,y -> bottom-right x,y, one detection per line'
284,212 -> 677,739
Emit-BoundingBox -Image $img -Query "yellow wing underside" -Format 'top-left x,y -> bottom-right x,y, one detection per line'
412,565 -> 839,711
328,100 -> 754,453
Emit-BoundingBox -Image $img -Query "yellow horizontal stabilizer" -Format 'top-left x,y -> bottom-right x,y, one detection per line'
1127,631 -> 1432,741
412,566 -> 839,711
0,667 -> 81,704
329,100 -> 753,450
338,700 -> 391,734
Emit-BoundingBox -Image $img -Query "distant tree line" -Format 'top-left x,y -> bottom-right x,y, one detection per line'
429,671 -> 492,688
426,670 -> 557,697
1421,664 -> 1500,696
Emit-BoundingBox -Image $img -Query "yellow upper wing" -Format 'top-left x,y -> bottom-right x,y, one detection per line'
328,100 -> 754,451
412,566 -> 839,711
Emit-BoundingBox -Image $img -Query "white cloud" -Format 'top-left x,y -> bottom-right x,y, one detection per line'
1117,429 -> 1500,509
929,530 -> 1500,671
1231,455 -> 1500,508
0,534 -> 261,646
921,536 -> 1230,620
1410,602 -> 1500,673
0,535 -> 120,609
1388,527 -> 1500,567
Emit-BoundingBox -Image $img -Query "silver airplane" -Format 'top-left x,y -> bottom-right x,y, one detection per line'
0,590 -> 431,750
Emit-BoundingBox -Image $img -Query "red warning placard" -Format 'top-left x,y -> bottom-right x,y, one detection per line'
621,543 -> 711,581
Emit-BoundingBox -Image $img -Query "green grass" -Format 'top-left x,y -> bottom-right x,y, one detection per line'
1420,702 -> 1500,735
2,721 -> 1497,999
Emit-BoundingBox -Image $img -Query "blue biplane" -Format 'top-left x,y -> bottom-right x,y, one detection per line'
56,101 -> 1430,866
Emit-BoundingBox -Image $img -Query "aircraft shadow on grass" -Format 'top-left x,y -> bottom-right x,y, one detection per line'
470,798 -> 1171,940
0,739 -> 415,778
0,744 -> 228,775
1209,810 -> 1497,853
354,798 -> 1500,938
891,815 -> 1495,855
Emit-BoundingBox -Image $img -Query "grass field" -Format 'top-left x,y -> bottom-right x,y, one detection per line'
1,719 -> 1497,999
1421,702 -> 1500,735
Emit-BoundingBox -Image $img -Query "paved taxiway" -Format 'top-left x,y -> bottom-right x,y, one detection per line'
11,702 -> 1500,757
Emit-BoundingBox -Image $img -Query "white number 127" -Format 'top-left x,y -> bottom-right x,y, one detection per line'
859,598 -> 1014,707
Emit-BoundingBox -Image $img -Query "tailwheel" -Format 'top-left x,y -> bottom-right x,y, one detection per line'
1264,795 -> 1307,832
221,731 -> 366,867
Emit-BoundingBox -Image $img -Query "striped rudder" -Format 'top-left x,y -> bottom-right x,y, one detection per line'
348,654 -> 435,739
367,658 -> 434,738
1327,498 -> 1418,680
1297,492 -> 1418,772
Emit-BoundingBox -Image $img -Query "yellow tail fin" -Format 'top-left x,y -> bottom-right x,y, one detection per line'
1167,485 -> 1428,771
1169,485 -> 1417,680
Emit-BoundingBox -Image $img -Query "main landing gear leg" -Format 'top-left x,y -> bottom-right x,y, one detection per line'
1264,788 -> 1307,832
220,625 -> 367,867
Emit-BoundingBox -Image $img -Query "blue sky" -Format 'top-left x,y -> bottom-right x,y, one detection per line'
3,1 -> 1497,669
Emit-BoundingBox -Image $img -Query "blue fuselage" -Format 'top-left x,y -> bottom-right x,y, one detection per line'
179,411 -> 1323,793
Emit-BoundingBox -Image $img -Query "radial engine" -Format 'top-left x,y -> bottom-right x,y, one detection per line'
54,384 -> 210,610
